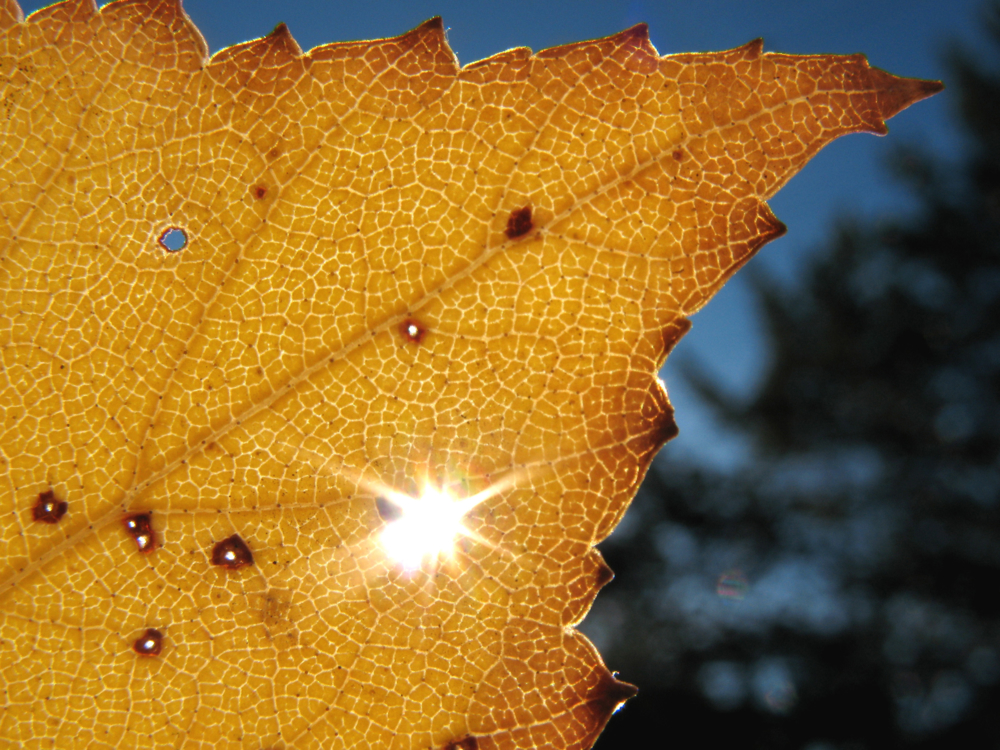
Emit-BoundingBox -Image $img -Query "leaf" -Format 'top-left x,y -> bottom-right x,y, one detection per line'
0,1 -> 940,748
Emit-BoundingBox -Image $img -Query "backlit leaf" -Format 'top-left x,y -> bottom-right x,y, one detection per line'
0,1 -> 940,747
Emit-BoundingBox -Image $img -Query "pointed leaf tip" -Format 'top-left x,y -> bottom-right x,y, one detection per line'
587,671 -> 639,724
742,38 -> 764,59
868,67 -> 945,121
399,15 -> 456,69
414,15 -> 447,43
621,22 -> 649,42
613,22 -> 659,73
265,21 -> 303,57
595,560 -> 615,590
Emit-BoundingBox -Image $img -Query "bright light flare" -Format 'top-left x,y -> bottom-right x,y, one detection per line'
372,473 -> 521,572
275,437 -> 527,573
379,486 -> 475,570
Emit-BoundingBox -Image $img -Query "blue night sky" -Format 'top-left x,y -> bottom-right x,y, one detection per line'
20,0 -> 984,466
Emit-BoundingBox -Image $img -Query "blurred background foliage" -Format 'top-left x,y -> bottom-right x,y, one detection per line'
586,5 -> 1000,748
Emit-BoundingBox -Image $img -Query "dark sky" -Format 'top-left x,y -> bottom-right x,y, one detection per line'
19,0 -> 980,465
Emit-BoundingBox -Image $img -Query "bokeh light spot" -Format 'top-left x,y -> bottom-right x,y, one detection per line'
716,569 -> 749,600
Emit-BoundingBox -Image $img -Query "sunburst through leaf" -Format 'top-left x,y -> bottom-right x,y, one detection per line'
0,1 -> 941,747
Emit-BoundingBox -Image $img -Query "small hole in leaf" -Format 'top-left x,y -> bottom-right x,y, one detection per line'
157,227 -> 188,252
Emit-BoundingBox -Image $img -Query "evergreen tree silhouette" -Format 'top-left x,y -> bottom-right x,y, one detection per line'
593,7 -> 1000,748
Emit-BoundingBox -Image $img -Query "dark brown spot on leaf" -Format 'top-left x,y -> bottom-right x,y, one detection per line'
505,205 -> 533,239
32,490 -> 67,524
253,184 -> 267,199
122,513 -> 156,554
376,496 -> 403,522
672,148 -> 684,160
132,628 -> 163,656
211,534 -> 254,570
399,317 -> 426,344
442,737 -> 479,750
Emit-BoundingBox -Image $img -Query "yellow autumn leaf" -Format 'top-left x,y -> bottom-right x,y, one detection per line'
0,1 -> 940,748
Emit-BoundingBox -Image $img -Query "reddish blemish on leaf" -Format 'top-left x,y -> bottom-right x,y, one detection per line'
157,226 -> 187,252
443,737 -> 479,750
31,490 -> 67,524
132,628 -> 163,656
211,534 -> 254,570
399,317 -> 426,344
505,205 -> 533,239
672,149 -> 684,161
122,513 -> 156,554
253,184 -> 267,199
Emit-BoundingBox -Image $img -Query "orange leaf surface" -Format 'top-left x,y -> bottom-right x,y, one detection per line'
0,1 -> 941,748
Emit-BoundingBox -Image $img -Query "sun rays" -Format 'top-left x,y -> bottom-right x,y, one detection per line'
366,472 -> 521,571
281,438 -> 526,574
